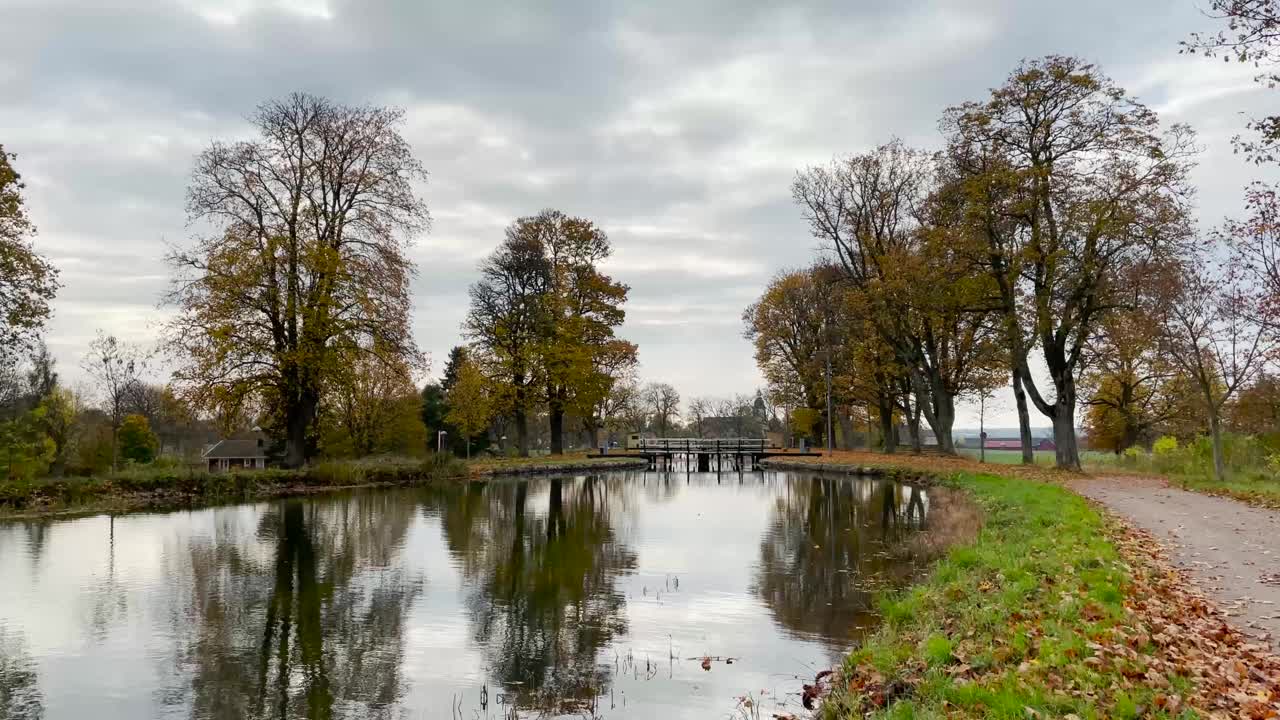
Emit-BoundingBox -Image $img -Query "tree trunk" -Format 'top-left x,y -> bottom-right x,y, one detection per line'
1209,412 -> 1226,483
1050,372 -> 1081,470
1011,367 -> 1034,465
548,478 -> 564,540
906,406 -> 922,454
1052,408 -> 1080,470
931,387 -> 957,454
912,373 -> 957,455
838,413 -> 854,451
284,389 -> 318,469
877,396 -> 896,454
548,392 -> 564,456
513,402 -> 529,458
1020,354 -> 1082,471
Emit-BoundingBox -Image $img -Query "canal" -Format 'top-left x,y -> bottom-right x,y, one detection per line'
0,470 -> 978,719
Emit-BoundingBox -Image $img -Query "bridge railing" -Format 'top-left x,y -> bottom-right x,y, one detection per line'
635,438 -> 769,452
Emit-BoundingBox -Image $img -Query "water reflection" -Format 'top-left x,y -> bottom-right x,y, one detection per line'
0,627 -> 44,719
0,471 -> 974,720
753,479 -> 958,651
439,477 -> 637,715
159,493 -> 422,719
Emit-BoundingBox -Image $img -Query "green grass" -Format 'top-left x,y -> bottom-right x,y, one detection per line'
955,448 -> 1118,467
821,472 -> 1194,719
1170,472 -> 1280,508
1074,434 -> 1280,509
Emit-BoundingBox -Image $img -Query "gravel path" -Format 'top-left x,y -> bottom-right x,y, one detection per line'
1073,476 -> 1280,649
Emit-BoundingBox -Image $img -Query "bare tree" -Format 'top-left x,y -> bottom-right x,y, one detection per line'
83,332 -> 147,471
643,382 -> 680,438
1158,263 -> 1270,482
1184,0 -> 1280,162
687,397 -> 714,438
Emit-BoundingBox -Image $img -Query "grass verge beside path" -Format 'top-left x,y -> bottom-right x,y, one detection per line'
1163,473 -> 1280,511
0,452 -> 647,520
765,453 -> 1280,718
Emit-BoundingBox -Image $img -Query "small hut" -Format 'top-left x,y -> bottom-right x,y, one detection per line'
203,429 -> 269,472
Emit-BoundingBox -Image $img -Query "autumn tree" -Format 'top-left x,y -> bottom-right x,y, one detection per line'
38,388 -> 78,476
466,211 -> 635,456
942,56 -> 1196,469
582,339 -> 640,449
643,382 -> 680,437
166,93 -> 430,468
532,210 -> 634,455
1080,311 -> 1184,454
445,355 -> 494,459
1230,372 -> 1280,437
0,146 -> 59,366
794,140 -> 1003,454
465,226 -> 551,457
1185,0 -> 1280,162
742,265 -> 842,445
1220,183 -> 1280,326
83,331 -> 147,472
323,348 -> 422,458
1159,263 -> 1270,482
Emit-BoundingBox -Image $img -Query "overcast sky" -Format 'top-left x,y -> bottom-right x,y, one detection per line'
2,0 -> 1277,430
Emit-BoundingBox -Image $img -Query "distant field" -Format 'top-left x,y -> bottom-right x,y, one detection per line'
956,448 -> 1119,467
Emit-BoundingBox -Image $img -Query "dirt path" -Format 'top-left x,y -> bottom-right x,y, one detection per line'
1073,476 -> 1280,649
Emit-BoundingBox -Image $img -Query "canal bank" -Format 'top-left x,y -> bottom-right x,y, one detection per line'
0,454 -> 649,520
767,453 -> 1280,719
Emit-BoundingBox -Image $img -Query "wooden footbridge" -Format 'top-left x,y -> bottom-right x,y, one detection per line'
590,438 -> 821,471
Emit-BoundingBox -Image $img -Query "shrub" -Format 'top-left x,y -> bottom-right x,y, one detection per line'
1152,436 -> 1178,455
118,414 -> 159,465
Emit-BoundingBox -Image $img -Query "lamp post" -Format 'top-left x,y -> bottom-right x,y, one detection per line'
437,430 -> 447,454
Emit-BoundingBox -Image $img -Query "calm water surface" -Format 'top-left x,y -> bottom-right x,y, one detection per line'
0,470 -> 975,719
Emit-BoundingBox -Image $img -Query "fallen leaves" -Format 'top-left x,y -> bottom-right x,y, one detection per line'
1111,519 -> 1280,719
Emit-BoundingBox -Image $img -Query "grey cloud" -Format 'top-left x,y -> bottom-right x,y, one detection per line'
2,0 -> 1276,429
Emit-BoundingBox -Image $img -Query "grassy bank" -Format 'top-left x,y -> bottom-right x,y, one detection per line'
761,453 -> 1276,718
0,452 -> 647,519
820,472 -> 1173,718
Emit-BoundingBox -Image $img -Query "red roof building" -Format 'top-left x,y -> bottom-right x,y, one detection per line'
982,438 -> 1057,451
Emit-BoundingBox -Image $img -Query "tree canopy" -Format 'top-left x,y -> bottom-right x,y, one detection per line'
0,146 -> 59,366
166,93 -> 430,467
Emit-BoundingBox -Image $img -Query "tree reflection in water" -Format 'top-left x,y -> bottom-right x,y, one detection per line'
0,627 -> 43,720
161,492 -> 421,719
753,476 -> 953,653
436,476 -> 637,715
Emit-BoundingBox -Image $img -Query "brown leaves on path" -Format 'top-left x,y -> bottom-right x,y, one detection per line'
1110,519 -> 1280,719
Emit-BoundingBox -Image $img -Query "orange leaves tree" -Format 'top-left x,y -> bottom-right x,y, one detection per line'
942,56 -> 1196,470
742,265 -> 840,445
166,94 -> 429,467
